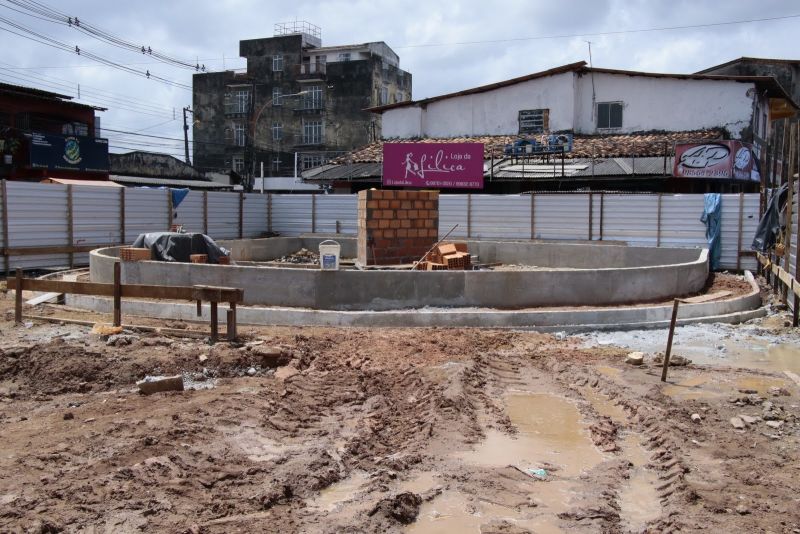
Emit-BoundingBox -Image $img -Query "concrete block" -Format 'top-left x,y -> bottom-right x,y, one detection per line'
137,375 -> 184,395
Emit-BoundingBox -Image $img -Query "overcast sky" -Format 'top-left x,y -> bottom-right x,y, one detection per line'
0,0 -> 797,158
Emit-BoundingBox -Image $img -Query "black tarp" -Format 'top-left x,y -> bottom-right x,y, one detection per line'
751,183 -> 789,253
131,232 -> 230,263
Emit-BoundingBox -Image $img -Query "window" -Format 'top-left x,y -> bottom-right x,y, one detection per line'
306,85 -> 323,109
380,85 -> 389,106
272,87 -> 282,106
303,119 -> 323,144
232,156 -> 245,173
337,52 -> 351,62
518,109 -> 549,134
302,154 -> 325,170
272,157 -> 281,172
233,121 -> 246,147
272,122 -> 282,141
272,54 -> 283,72
597,102 -> 623,129
225,89 -> 250,114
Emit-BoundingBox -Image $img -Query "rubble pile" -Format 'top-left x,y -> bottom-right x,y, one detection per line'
276,248 -> 319,265
417,242 -> 472,271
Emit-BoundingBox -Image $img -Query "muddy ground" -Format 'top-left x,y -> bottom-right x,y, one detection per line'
0,280 -> 799,533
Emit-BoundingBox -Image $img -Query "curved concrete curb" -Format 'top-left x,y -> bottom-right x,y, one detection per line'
65,272 -> 763,331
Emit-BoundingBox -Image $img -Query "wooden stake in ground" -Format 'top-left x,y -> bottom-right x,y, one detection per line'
661,298 -> 681,382
14,268 -> 22,324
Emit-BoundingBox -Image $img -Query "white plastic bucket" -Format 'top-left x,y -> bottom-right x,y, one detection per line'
319,240 -> 340,271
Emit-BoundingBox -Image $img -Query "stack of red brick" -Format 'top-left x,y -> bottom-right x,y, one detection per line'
357,189 -> 439,265
418,242 -> 471,271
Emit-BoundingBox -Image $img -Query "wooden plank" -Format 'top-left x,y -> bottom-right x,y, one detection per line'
779,267 -> 792,286
210,301 -> 218,343
681,290 -> 732,304
2,244 -> 119,256
1,179 -> 8,275
67,184 -> 74,268
6,277 -> 244,303
26,292 -> 61,306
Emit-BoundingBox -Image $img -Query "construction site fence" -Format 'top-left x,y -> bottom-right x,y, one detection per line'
0,180 -> 762,273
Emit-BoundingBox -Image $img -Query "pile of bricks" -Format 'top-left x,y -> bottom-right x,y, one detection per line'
119,247 -> 151,262
190,254 -> 208,264
357,189 -> 439,266
417,242 -> 471,271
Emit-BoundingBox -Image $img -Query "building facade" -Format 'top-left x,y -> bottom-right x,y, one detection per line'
0,82 -> 108,181
192,22 -> 411,186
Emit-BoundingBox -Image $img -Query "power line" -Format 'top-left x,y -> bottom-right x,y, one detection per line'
0,14 -> 192,90
393,12 -> 800,49
1,0 -> 207,72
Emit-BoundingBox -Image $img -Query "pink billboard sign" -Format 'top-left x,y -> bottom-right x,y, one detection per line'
382,142 -> 484,189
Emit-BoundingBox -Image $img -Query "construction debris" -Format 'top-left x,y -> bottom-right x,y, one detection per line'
137,375 -> 185,395
419,242 -> 472,271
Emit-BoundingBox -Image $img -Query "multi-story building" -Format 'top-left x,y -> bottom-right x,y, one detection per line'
192,22 -> 412,186
0,82 -> 108,182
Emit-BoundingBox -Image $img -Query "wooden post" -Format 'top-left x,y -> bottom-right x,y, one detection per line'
599,193 -> 604,241
1,180 -> 9,275
227,302 -> 237,341
267,193 -> 273,234
311,193 -> 316,234
238,192 -> 244,239
656,194 -> 663,247
113,261 -> 121,327
736,192 -> 744,271
210,301 -> 218,343
203,191 -> 209,235
167,188 -> 173,230
66,185 -> 74,269
119,187 -> 126,245
467,194 -> 472,238
661,299 -> 680,382
782,123 -> 795,304
14,268 -> 22,324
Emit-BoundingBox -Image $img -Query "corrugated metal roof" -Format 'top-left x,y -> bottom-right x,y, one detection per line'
110,175 -> 232,189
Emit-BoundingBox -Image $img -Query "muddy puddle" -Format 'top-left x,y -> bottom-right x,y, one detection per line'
458,392 -> 605,477
617,433 -> 661,531
585,325 -> 800,375
309,471 -> 371,512
407,490 -> 565,534
662,374 -> 792,401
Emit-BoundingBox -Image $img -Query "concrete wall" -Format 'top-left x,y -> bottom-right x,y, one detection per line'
381,72 -> 575,138
90,239 -> 708,311
380,70 -> 756,139
574,72 -> 755,137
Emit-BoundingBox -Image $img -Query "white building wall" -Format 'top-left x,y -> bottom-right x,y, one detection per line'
574,73 -> 755,138
381,72 -> 575,138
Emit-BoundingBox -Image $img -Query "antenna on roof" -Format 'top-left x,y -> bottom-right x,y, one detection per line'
586,41 -> 596,125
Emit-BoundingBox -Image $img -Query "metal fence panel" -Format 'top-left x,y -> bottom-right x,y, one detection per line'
125,188 -> 168,241
73,185 -> 122,265
243,193 -> 268,238
6,181 -> 70,270
469,195 -> 530,239
658,195 -> 707,250
533,194 -> 590,240
601,195 -> 659,246
271,195 -> 313,236
315,195 -> 358,234
173,191 -> 205,235
207,192 -> 240,239
439,195 -> 469,238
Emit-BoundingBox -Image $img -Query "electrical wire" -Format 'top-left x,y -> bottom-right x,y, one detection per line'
2,0 -> 207,71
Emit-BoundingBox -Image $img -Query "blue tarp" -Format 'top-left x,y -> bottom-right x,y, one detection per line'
171,188 -> 189,209
701,193 -> 722,270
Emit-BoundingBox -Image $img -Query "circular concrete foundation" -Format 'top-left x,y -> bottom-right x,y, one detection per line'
90,235 -> 709,311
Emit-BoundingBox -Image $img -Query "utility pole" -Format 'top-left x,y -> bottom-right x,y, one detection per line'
182,106 -> 193,165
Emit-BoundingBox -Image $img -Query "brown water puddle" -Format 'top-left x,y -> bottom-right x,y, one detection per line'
663,374 -> 791,401
308,471 -> 370,512
617,434 -> 661,531
581,386 -> 628,423
458,392 -> 605,478
596,365 -> 623,382
407,490 -> 564,534
689,342 -> 800,375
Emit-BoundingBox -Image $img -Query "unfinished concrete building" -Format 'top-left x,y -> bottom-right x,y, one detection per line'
192,22 -> 412,184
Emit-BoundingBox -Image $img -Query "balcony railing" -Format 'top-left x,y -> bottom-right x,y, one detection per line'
293,97 -> 325,112
295,62 -> 327,79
